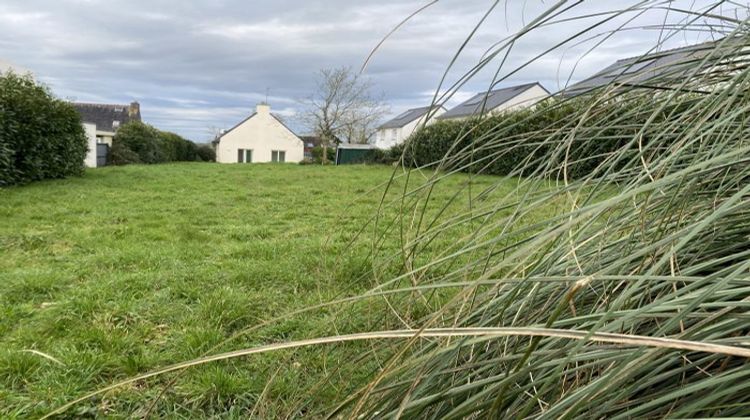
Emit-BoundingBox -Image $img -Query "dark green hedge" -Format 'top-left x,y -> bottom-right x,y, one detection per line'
196,144 -> 216,162
393,98 -> 648,179
111,121 -> 214,165
0,72 -> 88,186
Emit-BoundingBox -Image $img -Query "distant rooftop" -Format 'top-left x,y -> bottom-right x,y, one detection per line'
72,102 -> 142,133
378,105 -> 444,129
438,82 -> 548,120
560,39 -> 726,98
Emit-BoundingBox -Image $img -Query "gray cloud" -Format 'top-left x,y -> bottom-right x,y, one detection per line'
0,0 -> 731,141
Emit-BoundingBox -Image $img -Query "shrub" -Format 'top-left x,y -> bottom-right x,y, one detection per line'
196,144 -> 216,162
112,122 -> 209,166
108,141 -> 141,166
160,131 -> 200,162
0,72 -> 88,186
112,121 -> 164,164
311,146 -> 336,164
397,98 -> 652,179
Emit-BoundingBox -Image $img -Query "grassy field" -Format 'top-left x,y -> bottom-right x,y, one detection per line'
0,163 -> 531,418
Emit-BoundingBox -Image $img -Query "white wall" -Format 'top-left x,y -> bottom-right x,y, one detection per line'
494,84 -> 549,113
440,84 -> 550,122
83,123 -> 97,168
375,107 -> 446,149
216,104 -> 304,164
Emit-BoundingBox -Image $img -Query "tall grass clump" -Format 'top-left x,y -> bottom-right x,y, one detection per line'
329,3 -> 750,418
42,1 -> 750,418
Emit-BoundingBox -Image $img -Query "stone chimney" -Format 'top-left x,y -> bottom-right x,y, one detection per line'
256,103 -> 270,115
128,101 -> 141,121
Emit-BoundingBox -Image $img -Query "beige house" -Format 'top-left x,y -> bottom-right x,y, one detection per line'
374,105 -> 446,149
214,103 -> 304,164
438,82 -> 549,121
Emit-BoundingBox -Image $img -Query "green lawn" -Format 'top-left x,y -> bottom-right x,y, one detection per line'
0,163 -> 542,418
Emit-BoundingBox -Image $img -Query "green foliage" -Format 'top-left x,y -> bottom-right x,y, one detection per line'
338,19 -> 750,420
196,144 -> 216,162
112,121 -> 164,164
0,164 -> 469,418
0,72 -> 88,186
108,141 -> 141,165
112,122 -> 206,165
311,146 -> 335,164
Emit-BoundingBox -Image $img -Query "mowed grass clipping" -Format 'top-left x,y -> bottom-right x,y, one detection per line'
0,163 -> 543,418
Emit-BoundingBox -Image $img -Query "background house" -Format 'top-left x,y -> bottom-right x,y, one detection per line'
560,40 -> 721,98
299,135 -> 323,160
438,82 -> 549,121
72,101 -> 142,146
214,103 -> 304,164
374,105 -> 446,149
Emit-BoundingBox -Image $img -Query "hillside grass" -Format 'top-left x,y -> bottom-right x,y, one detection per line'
0,163 -> 556,418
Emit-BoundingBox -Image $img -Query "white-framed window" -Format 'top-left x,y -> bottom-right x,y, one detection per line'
271,150 -> 286,163
237,149 -> 253,163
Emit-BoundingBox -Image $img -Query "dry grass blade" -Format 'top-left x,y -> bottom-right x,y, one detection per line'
42,327 -> 750,418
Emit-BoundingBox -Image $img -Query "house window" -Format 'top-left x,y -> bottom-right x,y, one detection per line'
112,120 -> 120,130
237,149 -> 252,163
271,150 -> 286,163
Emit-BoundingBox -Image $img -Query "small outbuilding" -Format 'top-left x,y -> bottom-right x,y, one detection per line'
335,143 -> 379,165
214,103 -> 304,164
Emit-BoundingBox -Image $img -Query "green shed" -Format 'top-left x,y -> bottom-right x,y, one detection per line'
335,143 -> 379,165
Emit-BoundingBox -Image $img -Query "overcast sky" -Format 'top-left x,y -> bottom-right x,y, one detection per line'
0,0 -> 736,141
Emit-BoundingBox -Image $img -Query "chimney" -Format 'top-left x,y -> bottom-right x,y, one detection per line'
256,102 -> 270,115
128,101 -> 141,121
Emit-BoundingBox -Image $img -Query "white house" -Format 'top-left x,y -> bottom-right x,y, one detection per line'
374,105 -> 446,149
82,123 -> 98,168
71,102 -> 142,146
438,82 -> 549,121
214,103 -> 304,164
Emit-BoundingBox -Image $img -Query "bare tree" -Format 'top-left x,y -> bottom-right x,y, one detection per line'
300,67 -> 388,163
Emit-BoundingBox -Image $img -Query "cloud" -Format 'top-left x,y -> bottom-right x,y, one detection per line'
0,0 -> 734,141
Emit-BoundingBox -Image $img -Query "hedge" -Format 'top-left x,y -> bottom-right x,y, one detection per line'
111,121 -> 214,165
0,72 -> 88,186
394,98 -> 651,179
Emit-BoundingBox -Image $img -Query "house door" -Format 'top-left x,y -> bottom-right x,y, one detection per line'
96,144 -> 109,167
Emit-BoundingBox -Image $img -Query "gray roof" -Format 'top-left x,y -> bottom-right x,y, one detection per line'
72,102 -> 141,133
378,105 -> 443,129
560,40 -> 720,98
438,82 -> 548,120
215,112 -> 302,144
